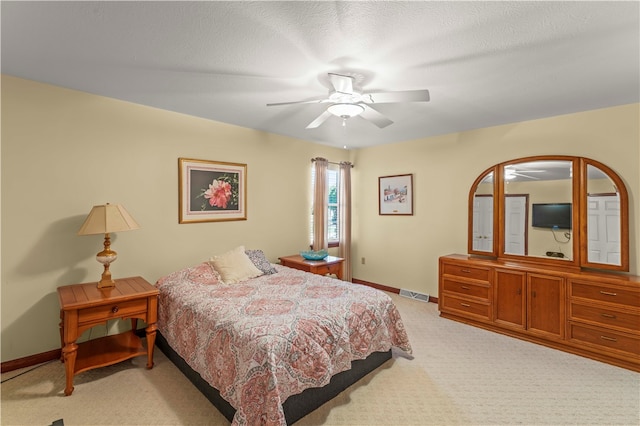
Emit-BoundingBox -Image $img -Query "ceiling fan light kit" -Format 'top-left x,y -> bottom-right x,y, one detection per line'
327,103 -> 364,118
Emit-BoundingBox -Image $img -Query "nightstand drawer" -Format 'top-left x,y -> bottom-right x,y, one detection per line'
442,263 -> 490,282
318,264 -> 340,275
78,298 -> 148,325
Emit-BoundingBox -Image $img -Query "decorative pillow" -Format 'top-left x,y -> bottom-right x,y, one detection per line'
245,249 -> 278,275
209,246 -> 263,284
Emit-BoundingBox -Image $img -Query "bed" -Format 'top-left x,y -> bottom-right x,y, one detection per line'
154,249 -> 412,425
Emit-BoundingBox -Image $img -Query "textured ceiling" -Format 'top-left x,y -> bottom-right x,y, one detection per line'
2,1 -> 639,149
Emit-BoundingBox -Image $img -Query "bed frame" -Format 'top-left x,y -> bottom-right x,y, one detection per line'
155,332 -> 392,424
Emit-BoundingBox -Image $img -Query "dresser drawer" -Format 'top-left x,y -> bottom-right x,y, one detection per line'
570,281 -> 640,307
442,263 -> 490,282
442,277 -> 490,300
78,298 -> 148,325
569,323 -> 640,357
441,294 -> 490,320
570,303 -> 640,334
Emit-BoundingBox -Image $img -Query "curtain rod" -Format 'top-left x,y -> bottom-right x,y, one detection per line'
311,157 -> 354,167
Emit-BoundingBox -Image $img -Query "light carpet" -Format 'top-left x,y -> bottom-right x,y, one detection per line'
2,293 -> 639,425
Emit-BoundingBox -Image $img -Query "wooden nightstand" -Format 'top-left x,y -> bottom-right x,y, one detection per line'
57,276 -> 159,396
279,255 -> 345,280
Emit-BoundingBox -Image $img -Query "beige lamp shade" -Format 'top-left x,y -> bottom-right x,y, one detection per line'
78,203 -> 140,288
78,203 -> 140,235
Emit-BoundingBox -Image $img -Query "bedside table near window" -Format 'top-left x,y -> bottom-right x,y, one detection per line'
57,276 -> 158,396
279,255 -> 345,280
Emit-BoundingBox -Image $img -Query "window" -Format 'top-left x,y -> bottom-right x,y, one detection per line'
327,167 -> 339,243
310,164 -> 340,246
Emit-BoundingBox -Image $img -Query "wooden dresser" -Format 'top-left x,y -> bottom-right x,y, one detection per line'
439,254 -> 640,372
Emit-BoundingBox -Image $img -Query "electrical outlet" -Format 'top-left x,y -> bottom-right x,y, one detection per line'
361,257 -> 366,264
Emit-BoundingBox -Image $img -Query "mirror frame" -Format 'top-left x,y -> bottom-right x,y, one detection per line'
498,156 -> 580,268
467,166 -> 498,256
579,157 -> 629,271
468,155 -> 629,272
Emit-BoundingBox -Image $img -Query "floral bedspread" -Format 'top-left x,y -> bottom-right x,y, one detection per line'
156,262 -> 412,426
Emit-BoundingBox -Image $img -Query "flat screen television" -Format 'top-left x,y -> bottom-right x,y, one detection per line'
531,203 -> 572,229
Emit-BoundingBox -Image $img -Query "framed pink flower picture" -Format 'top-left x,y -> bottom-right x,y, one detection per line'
178,158 -> 247,223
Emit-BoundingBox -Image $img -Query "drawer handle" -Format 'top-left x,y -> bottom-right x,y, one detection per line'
601,313 -> 617,319
460,286 -> 470,290
460,303 -> 471,307
599,291 -> 617,297
600,335 -> 617,342
111,306 -> 119,314
460,269 -> 471,273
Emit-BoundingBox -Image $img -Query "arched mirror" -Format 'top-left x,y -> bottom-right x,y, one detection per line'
468,156 -> 629,271
580,158 -> 629,271
468,168 -> 497,255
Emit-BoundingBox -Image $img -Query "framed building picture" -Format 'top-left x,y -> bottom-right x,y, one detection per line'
379,174 -> 413,215
178,158 -> 247,223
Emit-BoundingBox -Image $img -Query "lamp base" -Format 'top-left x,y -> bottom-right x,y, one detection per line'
97,275 -> 116,289
96,240 -> 117,289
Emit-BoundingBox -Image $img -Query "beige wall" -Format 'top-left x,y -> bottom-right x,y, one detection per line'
0,76 -> 350,361
2,75 -> 639,362
351,103 -> 639,297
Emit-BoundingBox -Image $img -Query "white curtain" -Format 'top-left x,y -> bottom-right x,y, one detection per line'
338,161 -> 353,282
312,157 -> 328,251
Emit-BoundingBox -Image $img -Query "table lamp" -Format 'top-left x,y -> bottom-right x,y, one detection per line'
77,203 -> 140,288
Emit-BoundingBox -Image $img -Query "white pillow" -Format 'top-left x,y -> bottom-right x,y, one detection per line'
209,246 -> 263,284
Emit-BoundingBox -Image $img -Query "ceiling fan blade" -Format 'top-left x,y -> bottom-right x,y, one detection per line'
328,73 -> 354,95
505,167 -> 546,176
306,110 -> 333,129
267,97 -> 328,107
360,104 -> 393,128
513,172 -> 540,180
363,89 -> 430,104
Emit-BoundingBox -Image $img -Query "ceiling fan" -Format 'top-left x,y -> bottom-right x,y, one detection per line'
504,166 -> 545,180
267,72 -> 430,129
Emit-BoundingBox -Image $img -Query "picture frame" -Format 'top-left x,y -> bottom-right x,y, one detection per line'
178,158 -> 247,223
379,174 -> 413,215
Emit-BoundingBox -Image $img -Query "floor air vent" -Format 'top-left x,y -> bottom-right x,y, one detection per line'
399,289 -> 430,303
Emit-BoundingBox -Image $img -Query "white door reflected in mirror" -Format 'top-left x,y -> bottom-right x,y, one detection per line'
472,195 -> 493,251
587,164 -> 622,266
503,160 -> 573,260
